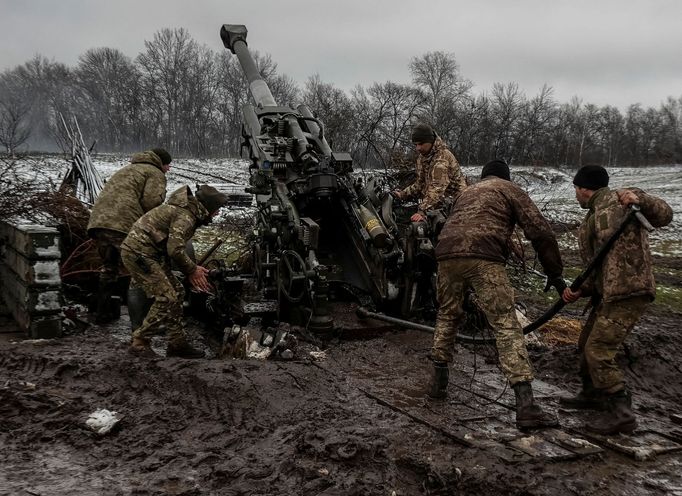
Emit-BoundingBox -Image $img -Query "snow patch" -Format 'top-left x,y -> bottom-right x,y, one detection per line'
35,291 -> 61,312
33,260 -> 61,285
34,237 -> 61,258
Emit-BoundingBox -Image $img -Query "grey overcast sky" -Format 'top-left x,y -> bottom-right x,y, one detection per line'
1,0 -> 680,110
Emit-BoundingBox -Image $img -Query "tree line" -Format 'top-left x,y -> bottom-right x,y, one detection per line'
1,27 -> 681,168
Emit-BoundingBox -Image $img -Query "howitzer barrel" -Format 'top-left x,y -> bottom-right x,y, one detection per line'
220,24 -> 277,107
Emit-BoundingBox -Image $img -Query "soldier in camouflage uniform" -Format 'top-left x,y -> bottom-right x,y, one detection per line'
121,185 -> 228,358
429,160 -> 566,430
393,123 -> 467,222
87,148 -> 171,324
560,165 -> 673,434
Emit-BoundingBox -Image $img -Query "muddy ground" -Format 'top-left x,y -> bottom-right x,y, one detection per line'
1,257 -> 682,496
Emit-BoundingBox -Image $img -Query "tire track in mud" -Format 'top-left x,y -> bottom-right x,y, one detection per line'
0,351 -> 49,378
105,357 -> 257,427
0,346 -> 237,429
171,164 -> 239,185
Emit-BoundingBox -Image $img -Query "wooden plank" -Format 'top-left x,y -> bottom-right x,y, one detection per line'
0,264 -> 62,314
581,430 -> 682,460
0,222 -> 60,260
0,289 -> 61,338
508,434 -> 579,461
545,428 -> 603,456
3,245 -> 61,286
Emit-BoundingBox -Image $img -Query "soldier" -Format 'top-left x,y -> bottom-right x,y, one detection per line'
87,148 -> 171,324
392,123 -> 467,222
428,160 -> 566,430
120,184 -> 228,359
560,165 -> 673,434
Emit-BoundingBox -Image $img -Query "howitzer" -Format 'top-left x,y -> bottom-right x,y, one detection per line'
220,24 -> 413,331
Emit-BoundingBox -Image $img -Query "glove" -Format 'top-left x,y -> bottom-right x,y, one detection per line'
544,276 -> 567,297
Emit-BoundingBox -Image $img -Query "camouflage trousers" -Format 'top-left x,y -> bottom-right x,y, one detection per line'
578,295 -> 649,393
91,228 -> 127,285
120,247 -> 185,343
432,258 -> 534,385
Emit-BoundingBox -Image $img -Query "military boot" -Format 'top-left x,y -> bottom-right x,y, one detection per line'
585,390 -> 637,435
127,286 -> 152,332
513,381 -> 559,429
129,336 -> 155,357
559,376 -> 607,410
94,280 -> 118,325
427,361 -> 449,399
166,338 -> 204,359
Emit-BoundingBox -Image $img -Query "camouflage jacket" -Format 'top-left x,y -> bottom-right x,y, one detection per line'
435,176 -> 563,280
402,137 -> 467,213
87,151 -> 167,236
577,187 -> 673,303
121,186 -> 209,275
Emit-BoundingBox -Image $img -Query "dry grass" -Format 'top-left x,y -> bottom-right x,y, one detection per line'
537,316 -> 583,346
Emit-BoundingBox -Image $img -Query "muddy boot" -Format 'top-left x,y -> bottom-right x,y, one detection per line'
166,338 -> 204,359
513,381 -> 559,429
427,361 -> 449,399
559,376 -> 607,411
129,337 -> 155,357
585,390 -> 637,435
95,280 -> 118,325
127,286 -> 152,332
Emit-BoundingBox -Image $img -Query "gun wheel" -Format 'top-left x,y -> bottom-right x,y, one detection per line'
277,250 -> 308,303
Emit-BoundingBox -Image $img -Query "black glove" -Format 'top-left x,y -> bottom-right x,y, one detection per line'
544,276 -> 567,297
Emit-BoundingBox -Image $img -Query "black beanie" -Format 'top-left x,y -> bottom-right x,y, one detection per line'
195,184 -> 228,213
573,165 -> 609,190
151,148 -> 172,165
481,159 -> 510,181
411,123 -> 436,144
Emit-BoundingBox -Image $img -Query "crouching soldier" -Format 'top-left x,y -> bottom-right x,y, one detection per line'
560,165 -> 673,434
121,184 -> 228,358
87,148 -> 171,324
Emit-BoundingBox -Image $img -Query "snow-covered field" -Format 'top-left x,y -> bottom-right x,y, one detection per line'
11,154 -> 682,255
504,165 -> 682,255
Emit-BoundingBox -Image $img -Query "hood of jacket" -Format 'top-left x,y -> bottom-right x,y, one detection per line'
131,150 -> 165,172
166,185 -> 209,222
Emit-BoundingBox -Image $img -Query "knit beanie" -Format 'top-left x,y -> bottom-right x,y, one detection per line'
481,159 -> 510,181
573,165 -> 609,190
411,123 -> 436,144
151,148 -> 172,165
195,185 -> 229,213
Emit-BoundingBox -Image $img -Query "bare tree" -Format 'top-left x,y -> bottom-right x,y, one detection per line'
595,105 -> 624,166
656,96 -> 682,163
351,82 -> 425,169
137,28 -> 203,152
490,82 -> 524,162
409,51 -> 472,136
301,74 -> 354,151
74,47 -> 141,151
0,71 -> 32,156
9,56 -> 74,150
516,84 -> 556,165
